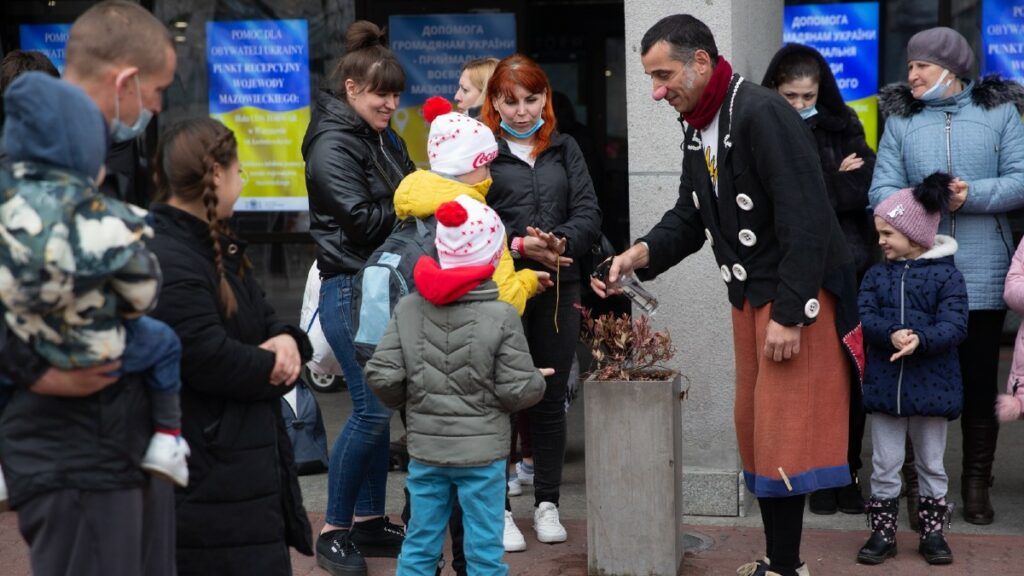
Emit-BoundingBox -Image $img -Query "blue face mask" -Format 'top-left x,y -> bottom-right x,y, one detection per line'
917,69 -> 953,102
799,106 -> 818,120
110,75 -> 153,143
500,118 -> 545,139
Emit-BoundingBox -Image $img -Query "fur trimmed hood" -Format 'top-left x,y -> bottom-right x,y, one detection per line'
879,75 -> 1024,118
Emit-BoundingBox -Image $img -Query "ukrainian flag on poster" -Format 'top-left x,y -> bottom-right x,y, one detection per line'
784,3 -> 880,150
207,20 -> 310,211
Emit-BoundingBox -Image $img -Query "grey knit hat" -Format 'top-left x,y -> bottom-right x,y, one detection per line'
907,27 -> 974,77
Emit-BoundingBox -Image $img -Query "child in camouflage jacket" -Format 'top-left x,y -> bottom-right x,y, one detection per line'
0,72 -> 189,494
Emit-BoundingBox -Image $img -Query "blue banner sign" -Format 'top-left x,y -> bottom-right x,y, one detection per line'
783,2 -> 880,147
982,0 -> 1024,83
388,14 -> 516,166
207,20 -> 311,211
19,24 -> 72,74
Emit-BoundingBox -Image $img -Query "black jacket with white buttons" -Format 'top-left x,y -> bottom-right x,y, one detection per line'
638,75 -> 861,374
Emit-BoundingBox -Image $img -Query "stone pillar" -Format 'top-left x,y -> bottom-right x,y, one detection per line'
623,0 -> 783,516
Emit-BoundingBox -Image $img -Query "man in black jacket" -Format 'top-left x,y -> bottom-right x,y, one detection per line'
592,14 -> 862,576
0,3 -> 178,576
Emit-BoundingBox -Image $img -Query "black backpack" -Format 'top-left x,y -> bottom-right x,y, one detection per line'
351,216 -> 437,366
280,379 -> 329,475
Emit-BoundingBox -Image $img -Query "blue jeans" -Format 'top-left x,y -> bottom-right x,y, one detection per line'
399,459 -> 506,576
122,316 -> 182,430
320,274 -> 391,527
122,317 -> 181,394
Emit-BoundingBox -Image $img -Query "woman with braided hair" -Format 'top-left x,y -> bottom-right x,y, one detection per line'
147,117 -> 315,575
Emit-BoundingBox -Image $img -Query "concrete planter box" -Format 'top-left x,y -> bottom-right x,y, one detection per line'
584,373 -> 684,576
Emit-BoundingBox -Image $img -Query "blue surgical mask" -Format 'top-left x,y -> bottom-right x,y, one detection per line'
500,118 -> 545,139
110,75 -> 153,143
917,69 -> 953,102
799,106 -> 818,120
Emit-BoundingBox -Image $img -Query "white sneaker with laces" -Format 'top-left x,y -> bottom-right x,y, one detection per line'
0,463 -> 8,512
503,510 -> 527,552
516,460 -> 534,485
141,432 -> 191,487
508,476 -> 523,496
533,501 -> 567,543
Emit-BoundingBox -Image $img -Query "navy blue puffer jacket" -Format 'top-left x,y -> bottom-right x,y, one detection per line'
859,236 -> 969,418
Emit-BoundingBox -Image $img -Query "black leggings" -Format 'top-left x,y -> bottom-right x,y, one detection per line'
520,281 -> 580,507
759,494 -> 805,575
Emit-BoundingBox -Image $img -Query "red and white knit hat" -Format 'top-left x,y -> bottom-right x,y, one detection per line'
423,96 -> 498,176
434,194 -> 505,269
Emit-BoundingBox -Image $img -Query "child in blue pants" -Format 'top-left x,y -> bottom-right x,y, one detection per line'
366,194 -> 547,576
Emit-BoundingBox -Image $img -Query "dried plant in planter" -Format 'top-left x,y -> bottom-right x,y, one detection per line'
577,305 -> 676,381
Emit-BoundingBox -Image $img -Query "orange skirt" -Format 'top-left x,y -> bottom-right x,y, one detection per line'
732,291 -> 850,497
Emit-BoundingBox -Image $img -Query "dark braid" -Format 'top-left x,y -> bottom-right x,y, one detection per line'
154,118 -> 241,316
200,132 -> 239,316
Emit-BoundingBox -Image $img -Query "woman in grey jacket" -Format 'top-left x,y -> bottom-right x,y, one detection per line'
870,26 -> 1024,526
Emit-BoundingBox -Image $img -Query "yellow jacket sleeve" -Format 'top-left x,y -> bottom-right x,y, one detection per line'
493,234 -> 538,316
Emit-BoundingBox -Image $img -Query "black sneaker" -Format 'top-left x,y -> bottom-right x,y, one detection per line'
349,516 -> 405,557
316,530 -> 367,576
808,488 -> 838,515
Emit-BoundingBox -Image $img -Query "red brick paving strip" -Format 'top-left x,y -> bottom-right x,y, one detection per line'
2,512 -> 1018,575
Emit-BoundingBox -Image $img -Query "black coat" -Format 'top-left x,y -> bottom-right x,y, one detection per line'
487,133 -> 603,282
147,204 -> 313,576
639,76 -> 862,376
302,89 -> 415,277
762,44 -> 879,276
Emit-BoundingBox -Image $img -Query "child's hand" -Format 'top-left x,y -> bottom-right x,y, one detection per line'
890,333 -> 920,362
534,271 -> 554,292
539,367 -> 555,377
890,329 -> 913,350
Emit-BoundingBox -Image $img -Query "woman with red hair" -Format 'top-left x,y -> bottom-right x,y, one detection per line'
481,54 -> 602,549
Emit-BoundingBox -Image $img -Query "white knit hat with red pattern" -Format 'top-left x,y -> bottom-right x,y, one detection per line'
427,112 -> 498,176
434,194 -> 505,269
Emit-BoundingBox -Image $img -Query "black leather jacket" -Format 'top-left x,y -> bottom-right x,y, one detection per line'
302,89 -> 415,277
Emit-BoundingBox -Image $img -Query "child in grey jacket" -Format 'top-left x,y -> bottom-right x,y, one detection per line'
366,194 -> 547,576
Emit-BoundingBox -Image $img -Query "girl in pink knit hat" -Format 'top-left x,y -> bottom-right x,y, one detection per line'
857,172 -> 969,566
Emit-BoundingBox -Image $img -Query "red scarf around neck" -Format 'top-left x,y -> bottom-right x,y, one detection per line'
682,57 -> 733,130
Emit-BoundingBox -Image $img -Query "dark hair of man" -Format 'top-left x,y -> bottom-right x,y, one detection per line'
332,20 -> 405,97
0,50 -> 59,94
772,51 -> 821,88
640,14 -> 719,66
65,0 -> 172,79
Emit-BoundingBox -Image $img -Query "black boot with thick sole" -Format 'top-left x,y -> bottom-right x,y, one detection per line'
857,497 -> 899,565
917,497 -> 953,565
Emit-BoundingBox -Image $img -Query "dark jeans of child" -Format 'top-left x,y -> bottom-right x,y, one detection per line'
122,316 -> 182,430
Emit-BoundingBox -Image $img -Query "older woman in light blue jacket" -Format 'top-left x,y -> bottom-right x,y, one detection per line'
870,26 -> 1024,527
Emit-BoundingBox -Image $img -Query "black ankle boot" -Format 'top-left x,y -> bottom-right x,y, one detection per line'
836,473 -> 865,515
808,488 -> 838,515
857,497 -> 898,565
917,497 -> 953,565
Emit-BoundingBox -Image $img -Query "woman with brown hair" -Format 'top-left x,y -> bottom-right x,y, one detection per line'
301,20 -> 415,576
481,54 -> 602,549
147,117 -> 313,575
